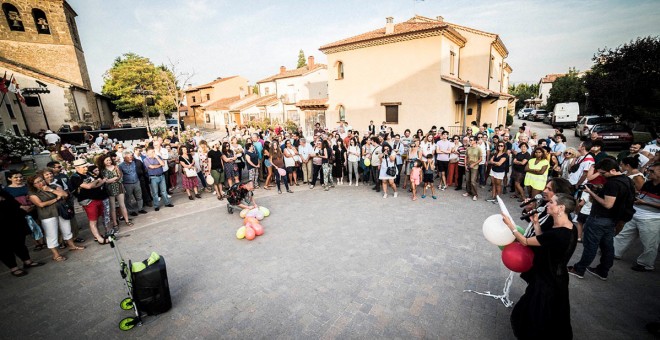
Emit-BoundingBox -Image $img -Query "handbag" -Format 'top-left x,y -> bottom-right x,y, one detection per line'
182,156 -> 197,177
385,158 -> 396,177
57,199 -> 75,220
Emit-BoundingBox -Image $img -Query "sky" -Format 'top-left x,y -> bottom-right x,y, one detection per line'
69,0 -> 660,93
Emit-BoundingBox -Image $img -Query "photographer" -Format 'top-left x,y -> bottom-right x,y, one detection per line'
569,158 -> 635,280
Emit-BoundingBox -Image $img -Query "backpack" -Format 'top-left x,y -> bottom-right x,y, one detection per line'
609,176 -> 636,224
226,183 -> 242,205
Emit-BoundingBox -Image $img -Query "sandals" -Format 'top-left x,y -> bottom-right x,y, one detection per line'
53,256 -> 67,262
217,196 -> 224,201
11,269 -> 28,277
264,186 -> 271,190
24,261 -> 45,268
96,238 -> 110,245
125,221 -> 134,227
68,245 -> 86,251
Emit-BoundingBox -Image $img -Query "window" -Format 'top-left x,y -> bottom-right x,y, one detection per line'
192,96 -> 196,103
6,103 -> 15,119
12,124 -> 20,135
3,3 -> 24,31
337,61 -> 344,79
24,96 -> 40,107
205,114 -> 210,123
385,105 -> 398,123
338,105 -> 345,121
32,8 -> 50,34
206,93 -> 210,101
450,51 -> 456,75
264,87 -> 270,95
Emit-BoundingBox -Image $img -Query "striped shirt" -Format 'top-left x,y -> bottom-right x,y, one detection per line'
458,145 -> 467,167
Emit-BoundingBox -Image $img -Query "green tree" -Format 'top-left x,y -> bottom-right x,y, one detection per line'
584,36 -> 660,122
102,53 -> 176,117
296,49 -> 306,69
508,83 -> 539,112
544,68 -> 587,112
251,84 -> 259,95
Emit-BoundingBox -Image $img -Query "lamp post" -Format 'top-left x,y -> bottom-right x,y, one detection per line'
584,92 -> 589,114
463,81 -> 471,135
131,85 -> 154,135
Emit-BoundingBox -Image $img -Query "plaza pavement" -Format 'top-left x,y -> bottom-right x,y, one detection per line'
0,178 -> 657,339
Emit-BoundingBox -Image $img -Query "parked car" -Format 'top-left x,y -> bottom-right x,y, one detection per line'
575,115 -> 616,139
552,102 -> 579,127
528,109 -> 548,121
543,112 -> 553,124
590,123 -> 633,149
517,108 -> 534,119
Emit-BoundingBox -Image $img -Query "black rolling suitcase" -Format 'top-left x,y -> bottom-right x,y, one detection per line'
131,256 -> 172,315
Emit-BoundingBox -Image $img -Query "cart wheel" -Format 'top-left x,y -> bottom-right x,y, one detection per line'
119,317 -> 137,331
120,297 -> 134,310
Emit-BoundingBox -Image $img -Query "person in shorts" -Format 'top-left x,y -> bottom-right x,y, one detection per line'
68,159 -> 110,244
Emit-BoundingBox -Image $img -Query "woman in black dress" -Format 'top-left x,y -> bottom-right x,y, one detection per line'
332,139 -> 347,185
502,193 -> 577,339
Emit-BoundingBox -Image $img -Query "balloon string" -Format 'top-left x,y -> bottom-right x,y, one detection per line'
463,271 -> 515,308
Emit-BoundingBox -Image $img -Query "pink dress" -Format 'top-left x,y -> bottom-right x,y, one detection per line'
410,167 -> 422,185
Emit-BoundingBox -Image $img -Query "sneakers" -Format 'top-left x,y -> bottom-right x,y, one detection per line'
165,204 -> 174,208
631,264 -> 653,272
441,185 -> 446,191
486,198 -> 497,203
355,182 -> 359,187
383,193 -> 387,199
138,210 -> 148,214
432,196 -> 437,199
462,193 -> 469,197
421,195 -> 426,199
393,192 -> 398,198
567,266 -> 584,279
586,267 -> 608,280
472,196 -> 477,201
309,185 -> 314,189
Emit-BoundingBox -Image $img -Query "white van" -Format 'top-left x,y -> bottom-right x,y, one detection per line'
552,102 -> 579,127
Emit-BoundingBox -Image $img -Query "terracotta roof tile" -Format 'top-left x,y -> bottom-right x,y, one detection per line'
441,75 -> 513,99
319,16 -> 456,51
184,76 -> 239,92
256,64 -> 327,84
231,94 -> 279,111
540,74 -> 565,83
295,98 -> 329,108
203,96 -> 242,111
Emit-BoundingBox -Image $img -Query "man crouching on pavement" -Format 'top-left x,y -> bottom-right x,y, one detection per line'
226,180 -> 257,214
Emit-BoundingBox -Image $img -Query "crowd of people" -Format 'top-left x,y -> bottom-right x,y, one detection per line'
1,118 -> 659,336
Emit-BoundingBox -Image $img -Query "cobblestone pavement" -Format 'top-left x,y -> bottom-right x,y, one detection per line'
1,180 -> 657,339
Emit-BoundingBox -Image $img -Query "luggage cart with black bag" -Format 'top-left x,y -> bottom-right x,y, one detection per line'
107,232 -> 172,331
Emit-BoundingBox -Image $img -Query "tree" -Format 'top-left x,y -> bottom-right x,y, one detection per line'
508,83 -> 539,112
584,36 -> 660,122
296,49 -> 306,69
160,58 -> 195,140
544,68 -> 587,112
251,84 -> 259,95
102,53 -> 177,118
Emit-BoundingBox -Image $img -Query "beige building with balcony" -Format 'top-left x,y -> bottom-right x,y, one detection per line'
183,75 -> 249,128
319,15 -> 514,135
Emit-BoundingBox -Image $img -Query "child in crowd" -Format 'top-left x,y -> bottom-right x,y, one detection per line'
410,159 -> 423,201
422,154 -> 437,199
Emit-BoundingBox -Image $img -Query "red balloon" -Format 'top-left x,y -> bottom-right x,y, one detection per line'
252,223 -> 264,236
245,226 -> 256,240
501,242 -> 534,272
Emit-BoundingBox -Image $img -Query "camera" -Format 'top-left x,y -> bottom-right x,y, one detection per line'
577,184 -> 592,191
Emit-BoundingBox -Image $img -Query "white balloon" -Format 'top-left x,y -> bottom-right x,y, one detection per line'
482,214 -> 515,246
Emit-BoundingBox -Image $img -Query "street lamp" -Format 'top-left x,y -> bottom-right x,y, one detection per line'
132,85 -> 154,135
584,92 -> 589,114
463,81 -> 471,135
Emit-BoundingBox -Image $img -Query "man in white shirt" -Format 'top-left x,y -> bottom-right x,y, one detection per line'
153,139 -> 171,194
94,133 -> 104,146
297,138 -> 314,184
44,130 -> 61,145
641,136 -> 660,158
553,134 -> 567,164
476,133 -> 489,186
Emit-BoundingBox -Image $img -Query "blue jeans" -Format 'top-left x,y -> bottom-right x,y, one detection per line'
478,164 -> 487,185
574,216 -> 616,275
149,175 -> 170,208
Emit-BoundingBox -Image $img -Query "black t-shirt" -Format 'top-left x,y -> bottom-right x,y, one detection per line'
513,152 -> 531,173
491,153 -> 508,172
590,174 -> 627,219
69,173 -> 107,202
246,151 -> 258,170
207,150 -> 223,170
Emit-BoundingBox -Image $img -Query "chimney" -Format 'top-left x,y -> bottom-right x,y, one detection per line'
307,56 -> 315,69
385,17 -> 394,35
280,66 -> 286,74
436,16 -> 444,22
239,87 -> 245,99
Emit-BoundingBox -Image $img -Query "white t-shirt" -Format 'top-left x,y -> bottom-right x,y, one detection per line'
348,145 -> 360,162
44,133 -> 60,145
478,141 -> 488,165
643,142 -> 659,156
420,141 -> 436,157
579,191 -> 592,215
435,140 -> 452,162
568,154 -> 594,185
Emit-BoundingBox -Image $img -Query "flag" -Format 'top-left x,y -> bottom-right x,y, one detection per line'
15,84 -> 25,104
8,77 -> 17,93
0,72 -> 7,94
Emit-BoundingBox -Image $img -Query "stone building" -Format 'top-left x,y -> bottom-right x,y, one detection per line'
0,0 -> 109,135
183,75 -> 249,128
